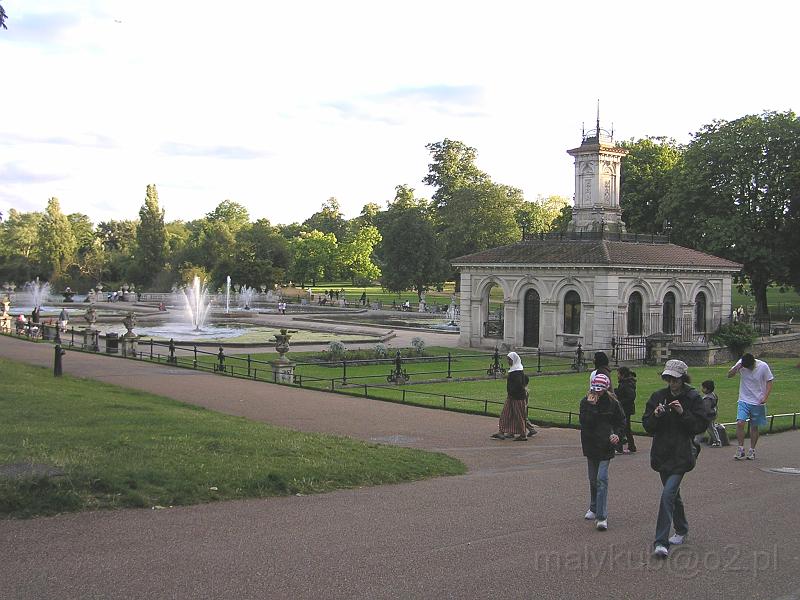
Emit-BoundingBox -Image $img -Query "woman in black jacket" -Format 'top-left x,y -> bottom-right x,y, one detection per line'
579,372 -> 625,531
642,360 -> 709,558
615,367 -> 637,453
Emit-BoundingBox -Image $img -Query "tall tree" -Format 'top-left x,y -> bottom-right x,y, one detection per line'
424,139 -> 522,278
289,230 -> 338,287
229,219 -> 291,287
303,197 -> 347,242
205,200 -> 251,235
136,184 -> 168,283
339,225 -> 382,285
423,139 -> 488,209
662,111 -> 800,316
619,137 -> 683,234
1,209 -> 42,260
37,197 -> 77,278
515,195 -> 571,237
67,213 -> 96,256
380,186 -> 448,300
97,220 -> 137,252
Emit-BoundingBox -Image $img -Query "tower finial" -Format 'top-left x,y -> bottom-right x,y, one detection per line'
596,99 -> 600,134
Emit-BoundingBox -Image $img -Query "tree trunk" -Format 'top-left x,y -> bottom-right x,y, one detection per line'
751,280 -> 770,318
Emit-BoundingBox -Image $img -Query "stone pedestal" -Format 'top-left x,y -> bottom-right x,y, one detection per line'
270,358 -> 295,384
121,335 -> 138,358
83,329 -> 99,352
646,332 -> 674,365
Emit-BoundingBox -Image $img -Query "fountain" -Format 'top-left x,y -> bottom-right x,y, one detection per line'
225,275 -> 231,314
23,278 -> 52,309
181,276 -> 213,331
239,285 -> 256,310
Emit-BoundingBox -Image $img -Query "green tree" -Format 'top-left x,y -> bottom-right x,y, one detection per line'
289,230 -> 338,287
423,139 -> 488,209
619,137 -> 683,234
0,3 -> 7,29
303,197 -> 347,242
438,182 -> 522,260
37,197 -> 77,278
229,219 -> 292,287
339,225 -> 382,285
380,186 -> 448,300
67,213 -> 96,256
136,184 -> 168,284
97,220 -> 137,252
662,111 -> 800,317
424,140 -> 523,281
1,209 -> 42,260
205,200 -> 250,235
515,195 -> 571,236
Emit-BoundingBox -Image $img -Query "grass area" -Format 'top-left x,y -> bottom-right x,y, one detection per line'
387,359 -> 800,433
731,285 -> 800,318
0,358 -> 465,519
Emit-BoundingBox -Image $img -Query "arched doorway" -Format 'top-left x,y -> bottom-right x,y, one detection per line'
523,289 -> 540,347
694,292 -> 707,333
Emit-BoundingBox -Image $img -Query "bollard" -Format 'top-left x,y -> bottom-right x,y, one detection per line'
54,344 -> 66,377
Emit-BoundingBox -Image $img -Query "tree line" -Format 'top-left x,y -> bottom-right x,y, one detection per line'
0,142 -> 568,299
2,110 -> 799,316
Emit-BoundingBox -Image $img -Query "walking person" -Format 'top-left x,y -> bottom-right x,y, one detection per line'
728,353 -> 774,460
697,380 -> 721,447
490,352 -> 529,441
614,367 -> 637,453
580,372 -> 625,531
642,360 -> 709,558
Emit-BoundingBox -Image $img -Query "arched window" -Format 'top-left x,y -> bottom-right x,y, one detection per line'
564,290 -> 581,334
663,292 -> 676,334
627,292 -> 643,336
695,292 -> 707,333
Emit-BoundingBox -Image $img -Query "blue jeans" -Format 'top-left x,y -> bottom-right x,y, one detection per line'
587,459 -> 610,520
655,472 -> 687,547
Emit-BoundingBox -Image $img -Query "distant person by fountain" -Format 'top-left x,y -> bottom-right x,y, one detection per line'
239,285 -> 256,310
59,308 -> 69,331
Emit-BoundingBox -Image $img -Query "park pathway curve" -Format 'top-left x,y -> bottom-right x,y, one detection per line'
1,335 -> 799,600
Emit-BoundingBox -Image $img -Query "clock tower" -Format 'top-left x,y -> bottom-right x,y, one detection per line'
566,108 -> 628,233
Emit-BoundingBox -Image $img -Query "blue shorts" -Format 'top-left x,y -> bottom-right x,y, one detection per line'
737,401 -> 767,427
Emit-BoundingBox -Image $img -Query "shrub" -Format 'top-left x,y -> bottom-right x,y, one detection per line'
711,322 -> 757,355
327,340 -> 347,359
411,337 -> 426,355
373,343 -> 388,358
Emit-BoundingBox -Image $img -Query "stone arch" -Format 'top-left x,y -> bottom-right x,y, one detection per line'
551,277 -> 592,336
619,278 -> 657,306
654,279 -> 688,305
471,275 -> 511,302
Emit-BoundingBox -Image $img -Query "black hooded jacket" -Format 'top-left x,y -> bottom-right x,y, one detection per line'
615,376 -> 637,416
579,393 -> 626,461
642,384 -> 709,474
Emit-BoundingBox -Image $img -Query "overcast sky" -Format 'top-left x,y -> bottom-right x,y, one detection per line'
1,0 -> 797,226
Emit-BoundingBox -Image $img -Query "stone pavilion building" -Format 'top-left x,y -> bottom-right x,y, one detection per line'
451,123 -> 742,357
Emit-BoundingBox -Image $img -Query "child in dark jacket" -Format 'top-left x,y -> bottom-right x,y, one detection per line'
614,367 -> 638,453
697,380 -> 721,447
579,372 -> 626,531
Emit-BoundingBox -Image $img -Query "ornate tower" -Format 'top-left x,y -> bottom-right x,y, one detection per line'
566,108 -> 628,233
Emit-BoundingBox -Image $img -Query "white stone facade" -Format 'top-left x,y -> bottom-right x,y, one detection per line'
458,264 -> 736,352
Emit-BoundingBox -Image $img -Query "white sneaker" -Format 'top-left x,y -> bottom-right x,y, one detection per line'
668,533 -> 686,545
653,544 -> 669,558
734,447 -> 746,460
584,510 -> 596,520
595,519 -> 608,531
746,448 -> 756,460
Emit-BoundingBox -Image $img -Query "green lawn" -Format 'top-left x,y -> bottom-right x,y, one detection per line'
387,359 -> 800,432
0,358 -> 465,519
731,285 -> 800,318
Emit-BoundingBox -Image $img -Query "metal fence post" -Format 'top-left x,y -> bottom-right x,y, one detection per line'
193,345 -> 197,368
447,352 -> 452,379
247,354 -> 252,377
342,359 -> 347,385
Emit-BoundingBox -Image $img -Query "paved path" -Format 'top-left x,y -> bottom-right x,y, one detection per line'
1,335 -> 799,600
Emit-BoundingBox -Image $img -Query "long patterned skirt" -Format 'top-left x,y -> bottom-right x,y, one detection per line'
498,396 -> 527,435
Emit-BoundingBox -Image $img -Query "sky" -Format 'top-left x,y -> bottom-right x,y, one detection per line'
1,0 -> 798,226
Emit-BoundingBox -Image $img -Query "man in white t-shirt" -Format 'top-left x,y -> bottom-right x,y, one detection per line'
727,353 -> 774,460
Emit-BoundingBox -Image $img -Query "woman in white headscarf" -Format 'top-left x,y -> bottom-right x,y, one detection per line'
491,351 -> 530,441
